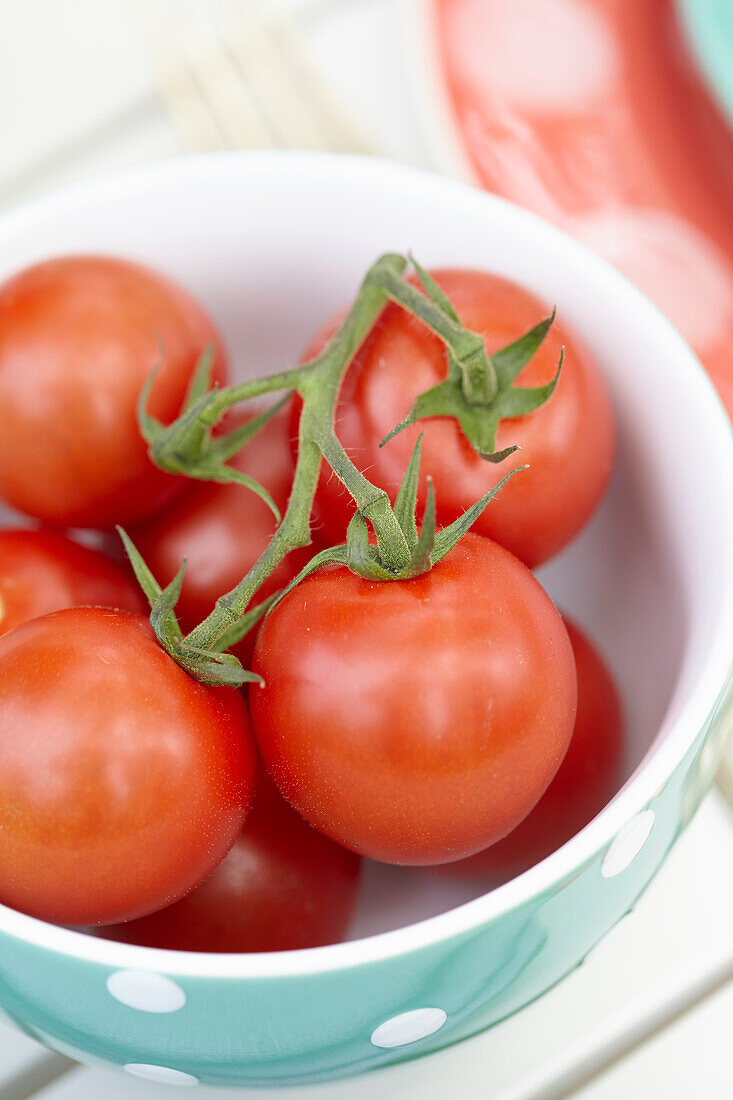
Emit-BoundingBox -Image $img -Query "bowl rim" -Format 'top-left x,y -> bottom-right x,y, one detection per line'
0,149 -> 731,979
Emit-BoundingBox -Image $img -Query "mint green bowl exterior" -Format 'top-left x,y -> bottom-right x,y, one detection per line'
1,680 -> 731,1088
676,0 -> 733,126
0,154 -> 730,1088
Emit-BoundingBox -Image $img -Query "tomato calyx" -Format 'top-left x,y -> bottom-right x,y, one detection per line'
139,348 -> 287,522
378,259 -> 563,461
117,527 -> 271,686
272,434 -> 525,600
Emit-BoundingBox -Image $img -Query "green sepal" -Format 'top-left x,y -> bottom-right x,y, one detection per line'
181,463 -> 281,522
184,345 -> 216,407
380,303 -> 560,461
351,455 -> 525,580
149,562 -> 187,650
211,593 -> 279,652
136,368 -> 166,447
137,340 -> 218,447
116,526 -> 170,617
381,378 -> 519,461
492,348 -> 563,418
345,512 -> 393,580
117,527 -> 260,688
209,395 -> 289,463
172,644 -> 262,687
274,457 -> 526,592
138,366 -> 283,520
491,310 -> 556,388
393,432 -> 424,550
409,478 -> 437,575
342,435 -> 437,580
431,465 -> 527,564
267,545 -> 350,613
117,526 -> 183,646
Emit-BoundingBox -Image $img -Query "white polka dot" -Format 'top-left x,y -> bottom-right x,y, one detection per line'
584,911 -> 634,964
124,1064 -> 198,1086
371,1008 -> 447,1049
107,970 -> 186,1014
601,810 -> 655,877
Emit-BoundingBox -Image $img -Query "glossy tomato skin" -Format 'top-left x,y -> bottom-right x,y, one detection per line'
132,409 -> 310,664
0,607 -> 256,927
0,256 -> 227,529
437,618 -> 623,882
101,769 -> 361,952
250,534 -> 577,865
303,270 -> 615,567
0,529 -> 145,638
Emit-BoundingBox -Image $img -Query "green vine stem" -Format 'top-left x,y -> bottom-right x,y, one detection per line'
376,257 -> 562,460
132,251 -> 544,685
183,253 -> 412,656
376,256 -> 500,406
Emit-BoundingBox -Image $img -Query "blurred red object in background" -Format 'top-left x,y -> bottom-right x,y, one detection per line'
435,0 -> 733,415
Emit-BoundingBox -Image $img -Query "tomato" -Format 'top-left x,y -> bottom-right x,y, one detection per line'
0,256 -> 227,529
437,617 -> 623,882
302,270 -> 614,567
250,533 -> 577,865
100,769 -> 361,952
132,409 -> 309,663
0,607 -> 256,926
0,528 -> 145,638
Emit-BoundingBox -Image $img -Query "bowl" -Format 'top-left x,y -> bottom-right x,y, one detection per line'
0,152 -> 730,1089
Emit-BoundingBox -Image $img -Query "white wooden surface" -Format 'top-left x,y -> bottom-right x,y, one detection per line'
567,982 -> 733,1100
0,0 -> 731,1095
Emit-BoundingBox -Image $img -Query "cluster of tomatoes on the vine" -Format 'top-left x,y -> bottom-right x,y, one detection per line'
0,253 -> 622,953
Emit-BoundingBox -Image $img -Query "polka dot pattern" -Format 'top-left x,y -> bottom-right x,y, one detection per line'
107,970 -> 186,1014
124,1064 -> 198,1086
601,810 -> 655,878
371,1007 -> 447,1049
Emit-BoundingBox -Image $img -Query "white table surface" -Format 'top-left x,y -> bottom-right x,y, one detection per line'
0,1 -> 731,1096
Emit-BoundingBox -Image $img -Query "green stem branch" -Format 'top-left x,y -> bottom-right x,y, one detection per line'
185,252 -> 407,652
314,427 -> 411,572
202,363 -> 312,422
375,265 -> 499,405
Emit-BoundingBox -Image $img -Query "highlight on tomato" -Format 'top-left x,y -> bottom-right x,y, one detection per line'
100,769 -> 361,952
0,607 -> 257,927
0,528 -> 145,638
0,256 -> 227,529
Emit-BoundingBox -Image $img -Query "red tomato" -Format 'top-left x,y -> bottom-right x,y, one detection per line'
100,769 -> 361,952
0,256 -> 227,529
250,533 -> 577,865
0,529 -> 145,638
302,270 -> 614,567
0,607 -> 256,926
437,617 -> 623,882
132,409 -> 309,663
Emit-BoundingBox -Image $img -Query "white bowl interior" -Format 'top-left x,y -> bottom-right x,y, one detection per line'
0,153 -> 730,948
